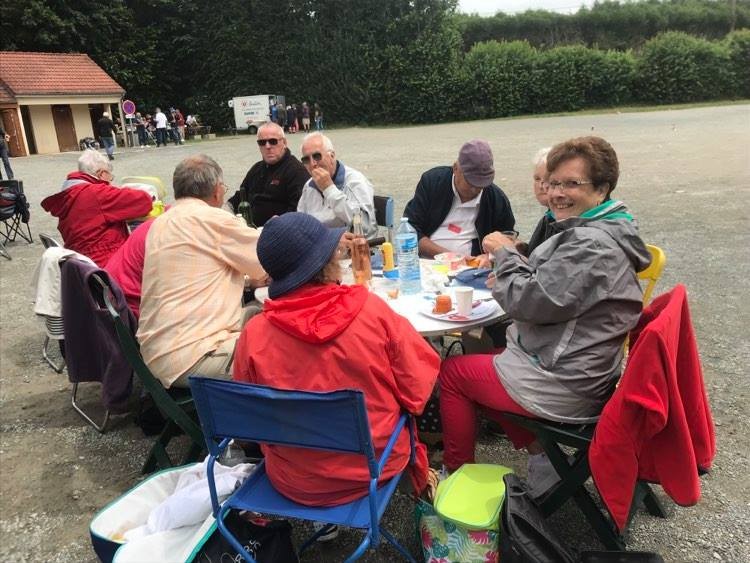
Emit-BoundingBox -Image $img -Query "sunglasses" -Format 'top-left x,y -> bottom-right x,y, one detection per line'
301,152 -> 324,165
256,138 -> 282,146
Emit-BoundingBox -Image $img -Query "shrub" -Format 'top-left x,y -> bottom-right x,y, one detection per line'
634,31 -> 734,103
724,29 -> 750,97
464,41 -> 537,118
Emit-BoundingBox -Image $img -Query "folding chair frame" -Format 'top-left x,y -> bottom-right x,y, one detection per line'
0,212 -> 32,244
100,281 -> 204,473
500,413 -> 667,550
190,378 -> 417,563
71,382 -> 111,433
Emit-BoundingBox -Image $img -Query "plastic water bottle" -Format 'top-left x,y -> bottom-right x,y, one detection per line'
395,217 -> 422,294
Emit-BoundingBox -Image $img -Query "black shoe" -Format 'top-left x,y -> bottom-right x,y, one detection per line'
108,155 -> 115,160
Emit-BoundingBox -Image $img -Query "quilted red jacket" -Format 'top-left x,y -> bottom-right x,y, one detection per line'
41,172 -> 153,266
589,284 -> 715,531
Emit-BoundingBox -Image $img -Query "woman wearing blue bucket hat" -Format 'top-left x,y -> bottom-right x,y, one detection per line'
232,212 -> 440,507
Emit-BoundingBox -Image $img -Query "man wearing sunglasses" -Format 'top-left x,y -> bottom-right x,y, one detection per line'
225,123 -> 309,226
404,139 -> 515,259
296,132 -> 377,238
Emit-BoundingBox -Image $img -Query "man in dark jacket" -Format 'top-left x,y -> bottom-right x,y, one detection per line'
404,139 -> 515,258
97,112 -> 116,160
225,122 -> 309,226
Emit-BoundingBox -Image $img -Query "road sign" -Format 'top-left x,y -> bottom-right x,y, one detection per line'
122,99 -> 136,115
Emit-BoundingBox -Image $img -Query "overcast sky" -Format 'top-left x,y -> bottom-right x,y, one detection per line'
458,0 -> 597,16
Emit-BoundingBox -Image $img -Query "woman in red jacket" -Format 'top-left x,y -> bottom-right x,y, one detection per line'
41,150 -> 153,266
233,212 -> 440,507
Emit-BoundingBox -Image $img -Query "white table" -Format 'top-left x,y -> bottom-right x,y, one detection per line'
254,281 -> 506,338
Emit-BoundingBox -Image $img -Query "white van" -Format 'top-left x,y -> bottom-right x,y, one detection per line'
228,95 -> 285,134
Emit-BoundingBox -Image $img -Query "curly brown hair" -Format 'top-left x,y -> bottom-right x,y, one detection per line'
546,136 -> 619,197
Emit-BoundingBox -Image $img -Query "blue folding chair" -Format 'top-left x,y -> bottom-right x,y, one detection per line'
188,377 -> 417,563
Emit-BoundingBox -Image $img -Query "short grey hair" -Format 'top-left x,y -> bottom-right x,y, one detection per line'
533,147 -> 551,167
303,131 -> 334,152
173,154 -> 223,200
78,150 -> 112,175
257,122 -> 285,139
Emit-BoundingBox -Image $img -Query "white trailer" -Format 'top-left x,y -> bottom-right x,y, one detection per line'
228,94 -> 285,134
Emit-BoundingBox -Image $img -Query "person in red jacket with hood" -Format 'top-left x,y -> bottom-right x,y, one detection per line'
233,212 -> 440,508
41,150 -> 153,266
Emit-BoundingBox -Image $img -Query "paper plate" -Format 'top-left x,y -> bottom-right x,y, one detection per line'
420,300 -> 498,322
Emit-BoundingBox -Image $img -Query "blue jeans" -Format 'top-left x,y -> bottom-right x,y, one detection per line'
137,127 -> 147,146
156,128 -> 167,146
101,136 -> 114,156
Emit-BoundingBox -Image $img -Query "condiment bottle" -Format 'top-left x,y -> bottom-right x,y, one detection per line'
351,207 -> 372,287
381,242 -> 395,274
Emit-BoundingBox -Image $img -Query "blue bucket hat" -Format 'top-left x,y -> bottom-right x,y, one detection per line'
258,212 -> 346,299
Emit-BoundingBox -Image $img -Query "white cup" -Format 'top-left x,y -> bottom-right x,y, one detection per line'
454,287 -> 474,316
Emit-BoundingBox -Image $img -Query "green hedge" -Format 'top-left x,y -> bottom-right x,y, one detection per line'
635,32 -> 734,103
725,29 -> 750,97
463,31 -> 745,119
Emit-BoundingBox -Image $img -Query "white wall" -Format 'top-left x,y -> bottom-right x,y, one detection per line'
28,105 -> 58,154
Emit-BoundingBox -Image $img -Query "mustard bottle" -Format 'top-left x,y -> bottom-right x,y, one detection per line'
382,242 -> 395,272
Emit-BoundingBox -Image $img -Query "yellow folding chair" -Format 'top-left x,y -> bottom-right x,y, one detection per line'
120,176 -> 167,201
638,244 -> 666,306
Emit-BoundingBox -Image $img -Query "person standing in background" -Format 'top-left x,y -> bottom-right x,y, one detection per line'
0,123 -> 13,180
97,112 -> 116,161
314,103 -> 324,131
154,107 -> 168,147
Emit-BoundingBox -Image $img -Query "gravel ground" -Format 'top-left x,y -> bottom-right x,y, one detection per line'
1,104 -> 748,562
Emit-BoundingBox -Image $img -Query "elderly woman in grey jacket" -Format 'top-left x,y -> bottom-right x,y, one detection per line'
439,136 -> 652,496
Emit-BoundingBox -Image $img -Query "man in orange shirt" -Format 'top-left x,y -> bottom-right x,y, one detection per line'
137,154 -> 267,388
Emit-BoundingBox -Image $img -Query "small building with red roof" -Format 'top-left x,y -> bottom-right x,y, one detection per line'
0,51 -> 125,155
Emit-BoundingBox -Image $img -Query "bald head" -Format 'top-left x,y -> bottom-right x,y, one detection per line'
257,122 -> 287,165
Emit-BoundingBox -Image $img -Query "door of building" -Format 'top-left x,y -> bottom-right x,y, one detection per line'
0,108 -> 26,156
52,104 -> 78,152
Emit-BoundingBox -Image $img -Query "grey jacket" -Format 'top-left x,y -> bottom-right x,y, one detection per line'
491,200 -> 652,423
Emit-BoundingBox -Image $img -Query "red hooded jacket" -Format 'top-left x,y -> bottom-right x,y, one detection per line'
589,284 -> 715,531
41,172 -> 153,266
233,283 -> 440,506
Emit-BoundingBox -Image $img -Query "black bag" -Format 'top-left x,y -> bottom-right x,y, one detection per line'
192,511 -> 298,563
500,473 -> 575,563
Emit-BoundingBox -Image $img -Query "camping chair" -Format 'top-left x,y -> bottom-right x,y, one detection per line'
101,286 -> 205,473
0,179 -> 32,247
38,234 -> 66,371
367,195 -> 395,248
189,377 -> 417,563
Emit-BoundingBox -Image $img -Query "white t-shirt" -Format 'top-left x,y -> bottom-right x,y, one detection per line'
429,176 -> 481,256
154,112 -> 168,129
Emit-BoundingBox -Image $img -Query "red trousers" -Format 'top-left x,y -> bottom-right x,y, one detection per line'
439,354 -> 536,471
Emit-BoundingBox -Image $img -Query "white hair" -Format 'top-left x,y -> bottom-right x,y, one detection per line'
257,121 -> 285,139
533,147 -> 551,167
303,131 -> 334,152
78,150 -> 112,175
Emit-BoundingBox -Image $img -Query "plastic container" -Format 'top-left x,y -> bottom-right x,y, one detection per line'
395,218 -> 421,295
434,463 -> 514,530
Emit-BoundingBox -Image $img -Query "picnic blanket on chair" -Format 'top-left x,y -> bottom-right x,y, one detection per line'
61,258 -> 136,411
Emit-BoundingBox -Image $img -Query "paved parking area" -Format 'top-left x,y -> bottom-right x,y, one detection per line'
1,104 -> 749,561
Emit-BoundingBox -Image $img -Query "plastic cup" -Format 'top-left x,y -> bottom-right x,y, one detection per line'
454,287 -> 474,316
372,277 -> 400,300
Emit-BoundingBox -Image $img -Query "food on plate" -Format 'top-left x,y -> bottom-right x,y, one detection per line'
465,256 -> 480,268
433,294 -> 453,314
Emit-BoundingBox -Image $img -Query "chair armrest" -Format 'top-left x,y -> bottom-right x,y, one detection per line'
206,437 -> 232,516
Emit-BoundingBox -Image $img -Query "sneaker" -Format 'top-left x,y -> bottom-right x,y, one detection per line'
526,453 -> 561,499
312,522 -> 339,542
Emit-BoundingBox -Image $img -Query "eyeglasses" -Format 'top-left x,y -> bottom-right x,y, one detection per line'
542,179 -> 594,192
301,152 -> 324,165
256,138 -> 282,146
